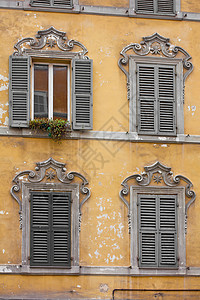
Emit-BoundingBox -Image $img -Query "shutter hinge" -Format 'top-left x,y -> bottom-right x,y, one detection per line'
135,70 -> 138,74
175,73 -> 177,76
71,257 -> 74,261
137,256 -> 140,261
177,257 -> 180,261
28,256 -> 30,260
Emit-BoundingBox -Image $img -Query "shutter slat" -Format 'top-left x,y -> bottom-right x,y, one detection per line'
30,0 -> 73,7
136,0 -> 154,12
9,56 -> 30,128
158,0 -> 174,14
72,59 -> 93,130
52,193 -> 71,267
159,232 -> 177,266
136,0 -> 174,14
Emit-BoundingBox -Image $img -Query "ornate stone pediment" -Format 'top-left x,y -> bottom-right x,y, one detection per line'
14,26 -> 88,56
118,33 -> 193,85
120,161 -> 196,233
10,158 -> 91,229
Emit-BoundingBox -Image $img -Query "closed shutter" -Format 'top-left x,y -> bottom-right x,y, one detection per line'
138,194 -> 178,268
52,192 -> 71,267
137,63 -> 176,135
158,66 -> 176,134
138,195 -> 158,267
30,0 -> 73,7
137,64 -> 156,134
72,59 -> 93,130
136,0 -> 154,13
157,0 -> 174,14
136,0 -> 174,14
158,195 -> 177,267
9,55 -> 30,128
30,191 -> 71,267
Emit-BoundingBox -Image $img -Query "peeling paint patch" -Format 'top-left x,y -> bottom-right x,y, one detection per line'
161,144 -> 168,147
158,137 -> 167,141
3,117 -> 8,126
0,266 -> 12,273
99,283 -> 109,293
0,210 -> 5,215
94,249 -> 100,258
0,108 -> 6,118
2,249 -> 5,254
88,253 -> 92,258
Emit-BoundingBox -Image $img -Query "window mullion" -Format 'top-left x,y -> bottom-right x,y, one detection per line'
154,0 -> 158,13
49,64 -> 53,119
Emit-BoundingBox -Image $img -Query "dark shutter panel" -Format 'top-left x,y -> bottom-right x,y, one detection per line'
30,0 -> 51,6
138,195 -> 158,267
158,196 -> 177,267
157,0 -> 174,14
30,192 -> 51,266
137,65 -> 156,134
72,59 -> 93,130
9,55 -> 30,128
158,66 -> 176,135
136,0 -> 154,13
52,192 -> 71,267
53,0 -> 73,7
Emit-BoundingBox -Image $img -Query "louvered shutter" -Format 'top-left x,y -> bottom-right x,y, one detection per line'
30,0 -> 73,7
158,66 -> 176,135
137,64 -> 156,134
158,195 -> 177,267
72,59 -> 93,130
157,0 -> 174,14
136,0 -> 154,13
52,192 -> 71,267
30,192 -> 51,266
138,195 -> 158,267
9,55 -> 30,128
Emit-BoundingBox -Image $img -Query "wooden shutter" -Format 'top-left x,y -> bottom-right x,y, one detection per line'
137,64 -> 156,134
158,66 -> 176,135
30,192 -> 71,267
9,55 -> 30,128
53,0 -> 73,7
30,0 -> 73,7
138,195 -> 158,267
158,195 -> 177,267
52,192 -> 71,267
30,192 -> 51,266
157,0 -> 174,14
72,59 -> 93,130
136,0 -> 154,13
30,0 -> 51,6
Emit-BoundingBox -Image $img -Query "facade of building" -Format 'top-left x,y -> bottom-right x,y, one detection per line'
0,0 -> 200,299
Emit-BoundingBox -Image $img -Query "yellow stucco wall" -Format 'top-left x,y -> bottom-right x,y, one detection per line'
79,0 -> 129,7
181,0 -> 200,13
0,7 -> 200,300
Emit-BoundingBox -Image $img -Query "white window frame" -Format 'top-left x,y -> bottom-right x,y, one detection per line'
31,62 -> 71,121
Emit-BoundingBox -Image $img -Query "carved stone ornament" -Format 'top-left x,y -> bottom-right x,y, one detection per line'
13,26 -> 88,57
118,33 -> 193,100
10,158 -> 91,230
120,161 -> 196,233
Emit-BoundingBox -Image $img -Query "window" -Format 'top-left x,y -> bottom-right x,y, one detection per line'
9,27 -> 93,130
118,33 -> 193,137
10,158 -> 91,272
30,0 -> 73,9
120,161 -> 196,274
138,194 -> 177,268
30,191 -> 71,267
136,0 -> 175,15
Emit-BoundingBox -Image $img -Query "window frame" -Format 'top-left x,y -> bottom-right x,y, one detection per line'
130,186 -> 186,274
129,56 -> 184,136
22,182 -> 80,272
31,61 -> 71,121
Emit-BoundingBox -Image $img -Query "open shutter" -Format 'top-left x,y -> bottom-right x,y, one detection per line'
72,59 -> 93,130
157,0 -> 174,14
137,64 -> 156,134
158,66 -> 176,135
158,195 -> 177,267
136,0 -> 154,13
30,192 -> 51,266
138,195 -> 158,267
9,55 -> 30,128
52,192 -> 71,267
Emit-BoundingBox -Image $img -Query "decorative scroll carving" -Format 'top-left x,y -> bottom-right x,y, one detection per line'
10,158 -> 91,230
118,33 -> 193,100
120,161 -> 196,233
14,26 -> 88,56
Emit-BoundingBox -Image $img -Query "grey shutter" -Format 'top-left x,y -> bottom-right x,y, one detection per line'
137,64 -> 156,134
157,0 -> 174,14
53,0 -> 73,7
30,0 -> 72,7
52,192 -> 71,267
30,192 -> 51,266
158,195 -> 177,267
158,66 -> 176,135
9,55 -> 30,128
30,0 -> 51,6
138,195 -> 158,267
136,0 -> 154,13
72,59 -> 93,130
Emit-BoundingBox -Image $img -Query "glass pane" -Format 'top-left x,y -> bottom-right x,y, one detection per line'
53,66 -> 68,120
34,64 -> 48,118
